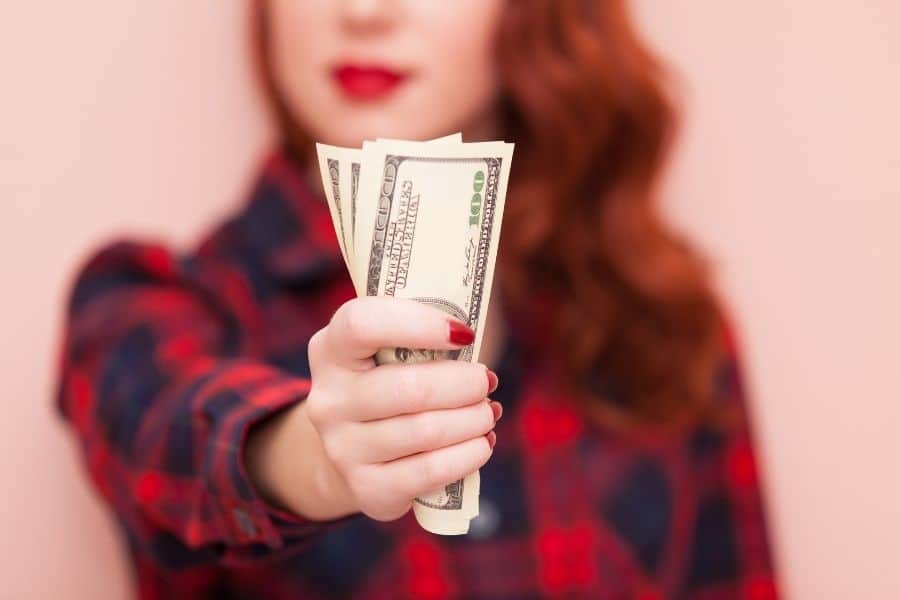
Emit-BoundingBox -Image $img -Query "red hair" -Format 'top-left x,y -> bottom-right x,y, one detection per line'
252,0 -> 724,427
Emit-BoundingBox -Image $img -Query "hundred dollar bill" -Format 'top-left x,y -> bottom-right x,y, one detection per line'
317,134 -> 462,289
352,139 -> 514,534
315,144 -> 359,276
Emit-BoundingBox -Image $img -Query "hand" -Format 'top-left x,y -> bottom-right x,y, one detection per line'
247,297 -> 500,523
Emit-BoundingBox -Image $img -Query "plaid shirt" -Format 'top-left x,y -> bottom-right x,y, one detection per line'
57,150 -> 778,599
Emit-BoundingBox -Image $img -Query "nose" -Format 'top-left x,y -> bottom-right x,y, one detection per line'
339,0 -> 396,32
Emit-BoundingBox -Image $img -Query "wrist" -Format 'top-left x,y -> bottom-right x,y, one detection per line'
309,443 -> 358,520
246,401 -> 357,522
244,406 -> 294,513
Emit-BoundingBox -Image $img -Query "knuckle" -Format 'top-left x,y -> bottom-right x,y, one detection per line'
470,364 -> 489,397
478,437 -> 493,463
321,431 -> 351,468
366,506 -> 392,522
367,500 -> 410,522
346,465 -> 375,499
307,328 -> 326,366
394,368 -> 428,413
414,413 -> 444,449
351,468 -> 410,523
304,391 -> 327,426
451,363 -> 486,402
462,442 -> 488,476
337,300 -> 368,343
480,403 -> 495,432
469,452 -> 489,476
305,389 -> 337,427
480,435 -> 493,457
418,452 -> 445,488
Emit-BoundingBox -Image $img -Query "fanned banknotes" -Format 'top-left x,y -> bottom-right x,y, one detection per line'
315,134 -> 514,535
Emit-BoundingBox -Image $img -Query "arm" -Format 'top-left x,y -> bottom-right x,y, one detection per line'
57,241 -> 332,566
58,240 -> 498,567
245,400 -> 356,522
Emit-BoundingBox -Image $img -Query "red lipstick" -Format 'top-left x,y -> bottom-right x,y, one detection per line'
333,64 -> 407,101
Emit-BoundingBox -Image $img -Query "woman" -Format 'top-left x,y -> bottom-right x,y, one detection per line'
57,1 -> 778,598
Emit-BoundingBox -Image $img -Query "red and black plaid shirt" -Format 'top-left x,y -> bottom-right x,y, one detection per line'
57,150 -> 778,599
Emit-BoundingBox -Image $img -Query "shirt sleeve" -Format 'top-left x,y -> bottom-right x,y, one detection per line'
56,240 -> 337,568
679,322 -> 780,599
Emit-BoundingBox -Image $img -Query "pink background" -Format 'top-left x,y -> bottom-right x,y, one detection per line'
2,2 -> 898,598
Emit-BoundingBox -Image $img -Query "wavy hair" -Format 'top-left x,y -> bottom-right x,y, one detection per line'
252,0 -> 724,427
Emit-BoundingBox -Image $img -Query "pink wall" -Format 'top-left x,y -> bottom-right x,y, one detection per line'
634,3 -> 900,597
0,2 -> 270,598
2,2 -> 897,598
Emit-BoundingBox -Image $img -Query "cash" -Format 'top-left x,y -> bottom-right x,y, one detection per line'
315,134 -> 514,535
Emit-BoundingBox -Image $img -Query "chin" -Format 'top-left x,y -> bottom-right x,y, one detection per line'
324,116 -> 442,146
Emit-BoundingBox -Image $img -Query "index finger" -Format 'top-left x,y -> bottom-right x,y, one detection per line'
325,297 -> 475,368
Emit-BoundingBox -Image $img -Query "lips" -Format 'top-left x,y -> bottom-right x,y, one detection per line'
333,64 -> 408,101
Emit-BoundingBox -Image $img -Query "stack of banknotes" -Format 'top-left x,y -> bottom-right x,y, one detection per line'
315,134 -> 515,535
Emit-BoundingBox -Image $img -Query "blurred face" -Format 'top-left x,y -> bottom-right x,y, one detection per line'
267,0 -> 506,147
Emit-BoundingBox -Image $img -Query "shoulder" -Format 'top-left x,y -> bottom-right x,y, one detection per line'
686,309 -> 760,466
711,310 -> 752,419
195,152 -> 344,286
68,152 -> 345,312
66,238 -> 184,314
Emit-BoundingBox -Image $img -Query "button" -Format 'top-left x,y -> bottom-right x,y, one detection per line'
233,508 -> 257,537
468,498 -> 500,539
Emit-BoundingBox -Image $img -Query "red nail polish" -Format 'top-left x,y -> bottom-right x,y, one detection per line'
486,430 -> 497,449
487,370 -> 499,394
448,320 -> 475,345
490,401 -> 503,422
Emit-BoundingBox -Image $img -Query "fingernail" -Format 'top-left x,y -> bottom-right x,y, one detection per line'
490,401 -> 503,422
486,370 -> 499,395
486,430 -> 497,449
448,320 -> 475,346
